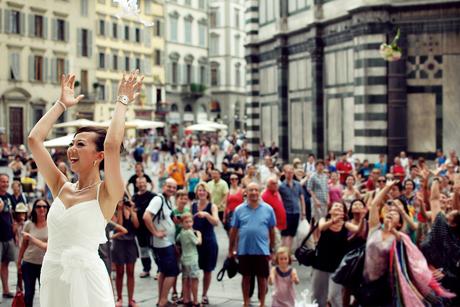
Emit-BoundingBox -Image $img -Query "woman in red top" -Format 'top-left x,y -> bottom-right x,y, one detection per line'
223,174 -> 245,234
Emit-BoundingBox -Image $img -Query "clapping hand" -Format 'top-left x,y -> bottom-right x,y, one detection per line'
59,74 -> 85,108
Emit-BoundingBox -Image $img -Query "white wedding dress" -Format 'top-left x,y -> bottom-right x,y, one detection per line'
40,182 -> 114,307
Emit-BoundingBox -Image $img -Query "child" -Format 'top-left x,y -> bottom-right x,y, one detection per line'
172,190 -> 191,302
176,213 -> 202,307
269,247 -> 299,307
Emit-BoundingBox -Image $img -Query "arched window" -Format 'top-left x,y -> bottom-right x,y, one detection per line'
184,104 -> 193,112
171,103 -> 179,112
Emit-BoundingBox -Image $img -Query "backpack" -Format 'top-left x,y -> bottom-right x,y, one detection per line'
152,194 -> 173,223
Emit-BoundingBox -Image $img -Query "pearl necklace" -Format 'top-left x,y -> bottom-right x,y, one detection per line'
74,181 -> 101,193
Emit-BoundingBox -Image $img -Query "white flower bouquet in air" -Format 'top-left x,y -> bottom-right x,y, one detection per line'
380,28 -> 402,62
295,289 -> 318,307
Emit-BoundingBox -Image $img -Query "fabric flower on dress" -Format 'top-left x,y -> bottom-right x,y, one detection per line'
380,28 -> 402,62
113,0 -> 154,27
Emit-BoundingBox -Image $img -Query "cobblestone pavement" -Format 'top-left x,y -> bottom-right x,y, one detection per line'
0,158 -> 313,306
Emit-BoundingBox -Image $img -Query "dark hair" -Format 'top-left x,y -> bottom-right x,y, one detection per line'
409,165 -> 418,171
326,201 -> 348,221
74,126 -> 124,170
315,159 -> 325,167
348,199 -> 365,220
451,211 -> 460,238
31,198 -> 50,223
404,179 -> 415,189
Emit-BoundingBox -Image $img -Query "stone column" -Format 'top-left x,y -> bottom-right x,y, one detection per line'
308,35 -> 325,158
276,36 -> 289,162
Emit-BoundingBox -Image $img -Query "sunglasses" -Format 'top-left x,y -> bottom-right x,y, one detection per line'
36,205 -> 48,209
378,179 -> 386,183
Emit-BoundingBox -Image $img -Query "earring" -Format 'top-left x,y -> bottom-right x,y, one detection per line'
93,160 -> 97,167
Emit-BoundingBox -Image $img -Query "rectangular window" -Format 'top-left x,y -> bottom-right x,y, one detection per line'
113,55 -> 118,70
82,29 -> 89,57
99,20 -> 105,36
99,52 -> 105,69
57,58 -> 65,80
154,19 -> 162,37
186,64 -> 192,84
135,58 -> 141,70
184,20 -> 192,44
172,62 -> 178,84
156,88 -> 162,103
199,24 -> 206,47
34,15 -> 44,37
125,57 -> 130,71
12,10 -> 21,34
154,49 -> 161,66
124,25 -> 130,40
9,53 -> 20,81
34,55 -> 43,81
200,66 -> 205,84
170,18 -> 178,41
236,67 -> 241,86
98,83 -> 106,100
210,10 -> 217,27
57,19 -> 65,41
135,28 -> 141,43
112,22 -> 118,38
211,66 -> 218,86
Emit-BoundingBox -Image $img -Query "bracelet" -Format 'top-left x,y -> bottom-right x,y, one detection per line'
55,100 -> 67,111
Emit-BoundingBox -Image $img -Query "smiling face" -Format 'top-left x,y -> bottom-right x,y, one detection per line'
196,185 -> 209,200
67,132 -> 103,174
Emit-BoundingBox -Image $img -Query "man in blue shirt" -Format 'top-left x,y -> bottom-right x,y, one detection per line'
279,164 -> 306,252
229,182 -> 275,307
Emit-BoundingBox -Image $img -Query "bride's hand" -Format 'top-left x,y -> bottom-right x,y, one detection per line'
118,70 -> 144,102
59,74 -> 85,108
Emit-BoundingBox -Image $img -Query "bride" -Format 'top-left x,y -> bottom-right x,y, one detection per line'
28,71 -> 143,306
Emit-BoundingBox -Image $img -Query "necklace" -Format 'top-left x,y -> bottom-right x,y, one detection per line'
75,181 -> 101,193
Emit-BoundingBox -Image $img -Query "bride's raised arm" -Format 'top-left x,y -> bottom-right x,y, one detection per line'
99,70 -> 143,219
28,74 -> 84,197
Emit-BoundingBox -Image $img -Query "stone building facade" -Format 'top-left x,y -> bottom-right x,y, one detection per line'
208,0 -> 246,131
245,0 -> 460,162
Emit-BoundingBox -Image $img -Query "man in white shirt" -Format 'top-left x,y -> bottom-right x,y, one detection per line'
143,178 -> 178,307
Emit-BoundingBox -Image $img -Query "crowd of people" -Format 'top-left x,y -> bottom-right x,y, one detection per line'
1,132 -> 460,307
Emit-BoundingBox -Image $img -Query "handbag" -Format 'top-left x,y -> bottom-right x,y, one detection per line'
332,245 -> 365,287
12,290 -> 25,307
294,222 -> 318,266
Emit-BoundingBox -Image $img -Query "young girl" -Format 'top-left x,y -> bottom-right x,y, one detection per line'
176,213 -> 202,307
269,247 -> 299,307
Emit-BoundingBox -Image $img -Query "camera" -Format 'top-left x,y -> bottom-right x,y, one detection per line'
123,195 -> 131,207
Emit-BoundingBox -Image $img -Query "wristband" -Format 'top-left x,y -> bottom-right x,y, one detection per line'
56,100 -> 67,111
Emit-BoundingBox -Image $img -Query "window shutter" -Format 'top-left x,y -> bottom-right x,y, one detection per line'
50,58 -> 57,83
205,65 -> 209,85
65,21 -> 69,42
140,58 -> 145,74
52,18 -> 57,40
118,23 -> 122,39
43,57 -> 48,82
43,17 -> 48,39
64,59 -> 69,74
28,14 -> 34,37
106,54 -> 110,70
20,12 -> 25,35
13,53 -> 20,80
146,85 -> 152,105
28,55 -> 34,81
191,65 -> 196,83
139,28 -> 143,44
77,29 -> 82,57
118,55 -> 122,72
0,9 -> 2,33
131,27 -> 135,42
88,30 -> 93,57
159,20 -> 164,38
5,10 -> 11,33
